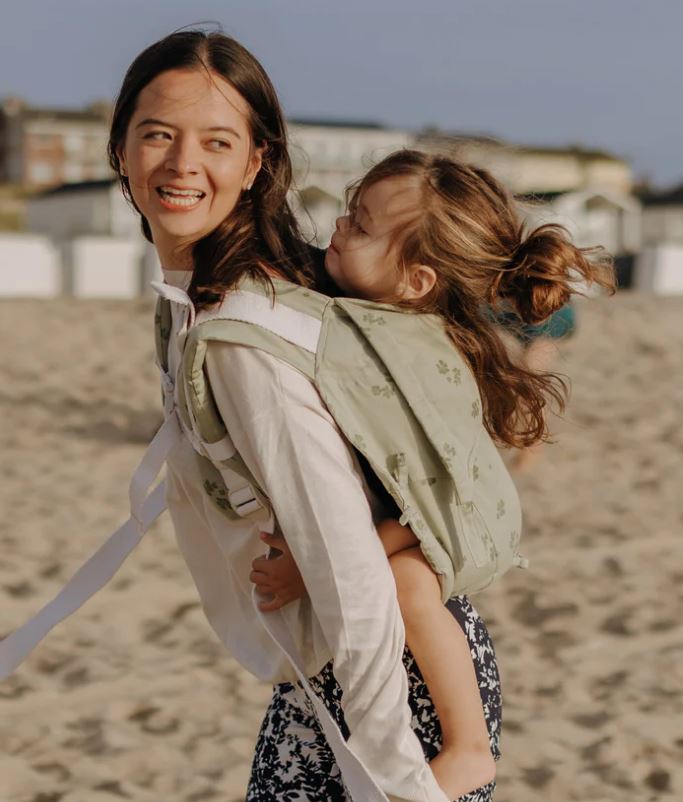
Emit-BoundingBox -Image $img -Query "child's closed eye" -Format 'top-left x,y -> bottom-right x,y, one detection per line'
352,218 -> 368,235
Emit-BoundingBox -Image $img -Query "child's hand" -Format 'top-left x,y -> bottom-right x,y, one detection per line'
250,531 -> 308,612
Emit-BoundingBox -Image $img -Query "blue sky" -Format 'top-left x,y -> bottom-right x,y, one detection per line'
2,0 -> 681,186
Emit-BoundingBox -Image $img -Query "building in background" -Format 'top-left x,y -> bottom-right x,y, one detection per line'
416,132 -> 633,195
3,108 -> 682,296
632,184 -> 683,293
0,97 -> 112,190
518,189 -> 641,256
639,184 -> 683,246
19,179 -> 159,299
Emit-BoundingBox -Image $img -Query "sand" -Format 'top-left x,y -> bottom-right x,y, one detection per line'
0,292 -> 681,802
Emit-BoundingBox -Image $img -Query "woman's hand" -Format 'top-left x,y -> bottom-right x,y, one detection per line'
250,531 -> 308,612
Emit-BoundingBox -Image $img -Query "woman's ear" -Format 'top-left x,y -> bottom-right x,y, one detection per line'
243,145 -> 264,191
116,147 -> 128,178
403,265 -> 437,300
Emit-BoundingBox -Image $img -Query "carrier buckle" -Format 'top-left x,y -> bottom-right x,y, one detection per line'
229,485 -> 263,517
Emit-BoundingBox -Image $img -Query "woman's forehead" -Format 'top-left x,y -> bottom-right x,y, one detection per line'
133,68 -> 251,126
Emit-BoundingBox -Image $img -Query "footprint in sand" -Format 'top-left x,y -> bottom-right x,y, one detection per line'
3,579 -> 35,598
32,762 -> 72,783
600,609 -> 635,637
512,590 -> 579,627
127,705 -> 181,735
522,765 -> 555,789
571,710 -> 612,729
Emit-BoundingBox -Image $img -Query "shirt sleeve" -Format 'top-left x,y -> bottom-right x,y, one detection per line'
205,343 -> 448,802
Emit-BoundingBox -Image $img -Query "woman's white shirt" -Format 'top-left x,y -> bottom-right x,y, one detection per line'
160,269 -> 447,802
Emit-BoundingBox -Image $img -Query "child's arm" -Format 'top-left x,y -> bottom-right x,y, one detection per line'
251,519 -> 420,612
376,518 -> 420,557
249,531 -> 308,611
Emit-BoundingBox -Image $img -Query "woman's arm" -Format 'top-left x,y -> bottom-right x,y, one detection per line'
205,343 -> 447,802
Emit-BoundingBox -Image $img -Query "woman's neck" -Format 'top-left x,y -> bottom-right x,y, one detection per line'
155,239 -> 193,271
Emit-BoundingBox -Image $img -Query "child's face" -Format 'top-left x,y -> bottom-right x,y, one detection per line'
325,176 -> 421,300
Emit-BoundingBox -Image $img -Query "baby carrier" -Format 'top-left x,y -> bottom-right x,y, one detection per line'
0,275 -> 526,802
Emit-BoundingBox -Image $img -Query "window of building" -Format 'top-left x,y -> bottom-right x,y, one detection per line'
29,132 -> 57,148
64,133 -> 84,153
64,162 -> 84,182
29,161 -> 56,183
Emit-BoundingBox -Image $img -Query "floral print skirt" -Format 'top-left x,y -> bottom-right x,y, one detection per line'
246,596 -> 502,802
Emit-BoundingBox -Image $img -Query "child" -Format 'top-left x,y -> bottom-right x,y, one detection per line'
252,149 -> 614,801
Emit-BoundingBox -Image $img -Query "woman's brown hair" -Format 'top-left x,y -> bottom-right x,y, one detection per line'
348,149 -> 615,448
108,29 -> 313,308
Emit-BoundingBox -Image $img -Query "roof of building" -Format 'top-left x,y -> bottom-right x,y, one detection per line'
34,178 -> 117,198
288,117 -> 387,130
518,144 -> 622,162
417,130 -> 625,163
638,184 -> 683,206
22,109 -> 109,124
1,98 -> 111,123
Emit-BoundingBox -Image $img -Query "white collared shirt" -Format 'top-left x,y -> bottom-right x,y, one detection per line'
160,269 -> 448,802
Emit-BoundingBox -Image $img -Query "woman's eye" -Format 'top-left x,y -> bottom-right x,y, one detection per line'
144,131 -> 171,141
208,139 -> 231,150
353,219 -> 367,235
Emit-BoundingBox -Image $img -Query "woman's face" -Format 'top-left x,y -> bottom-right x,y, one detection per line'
118,68 -> 262,268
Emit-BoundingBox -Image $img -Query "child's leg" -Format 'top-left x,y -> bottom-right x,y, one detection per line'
377,521 -> 495,800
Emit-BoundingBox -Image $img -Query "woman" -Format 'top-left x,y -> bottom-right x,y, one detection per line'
109,30 -> 501,802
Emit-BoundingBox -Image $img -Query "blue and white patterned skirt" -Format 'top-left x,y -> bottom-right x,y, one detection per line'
246,596 -> 502,802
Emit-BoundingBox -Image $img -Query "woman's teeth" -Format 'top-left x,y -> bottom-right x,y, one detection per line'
157,187 -> 205,206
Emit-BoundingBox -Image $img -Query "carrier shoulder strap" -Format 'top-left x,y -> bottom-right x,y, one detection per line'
181,277 -> 330,448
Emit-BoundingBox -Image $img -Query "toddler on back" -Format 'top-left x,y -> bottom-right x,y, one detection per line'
259,148 -> 613,801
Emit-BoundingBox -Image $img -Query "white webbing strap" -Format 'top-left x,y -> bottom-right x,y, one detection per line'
197,290 -> 322,354
0,414 -> 180,680
254,588 -> 390,802
129,414 -> 180,527
202,436 -> 236,462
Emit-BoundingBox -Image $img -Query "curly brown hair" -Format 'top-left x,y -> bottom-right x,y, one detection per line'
347,149 -> 616,448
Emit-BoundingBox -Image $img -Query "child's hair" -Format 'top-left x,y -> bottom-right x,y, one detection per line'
347,149 -> 615,448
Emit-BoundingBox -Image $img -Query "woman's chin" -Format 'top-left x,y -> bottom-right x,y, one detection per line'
152,220 -> 212,247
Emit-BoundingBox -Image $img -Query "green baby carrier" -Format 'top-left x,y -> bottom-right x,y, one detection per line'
159,274 -> 527,602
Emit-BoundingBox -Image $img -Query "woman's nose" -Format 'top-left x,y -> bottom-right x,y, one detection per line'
335,215 -> 349,231
164,137 -> 200,175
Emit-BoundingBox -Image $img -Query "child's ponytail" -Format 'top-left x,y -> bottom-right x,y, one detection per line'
494,223 -> 614,325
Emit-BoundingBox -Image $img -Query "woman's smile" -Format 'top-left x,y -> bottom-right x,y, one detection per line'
155,184 -> 207,211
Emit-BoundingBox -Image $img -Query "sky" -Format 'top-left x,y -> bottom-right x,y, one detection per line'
1,0 -> 682,187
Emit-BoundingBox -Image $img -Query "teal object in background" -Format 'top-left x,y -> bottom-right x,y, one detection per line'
489,303 -> 576,345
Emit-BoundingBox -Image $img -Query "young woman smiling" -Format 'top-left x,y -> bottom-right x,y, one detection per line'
106,30 -> 501,802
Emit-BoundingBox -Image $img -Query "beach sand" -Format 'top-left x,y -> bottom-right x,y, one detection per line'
0,292 -> 681,802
